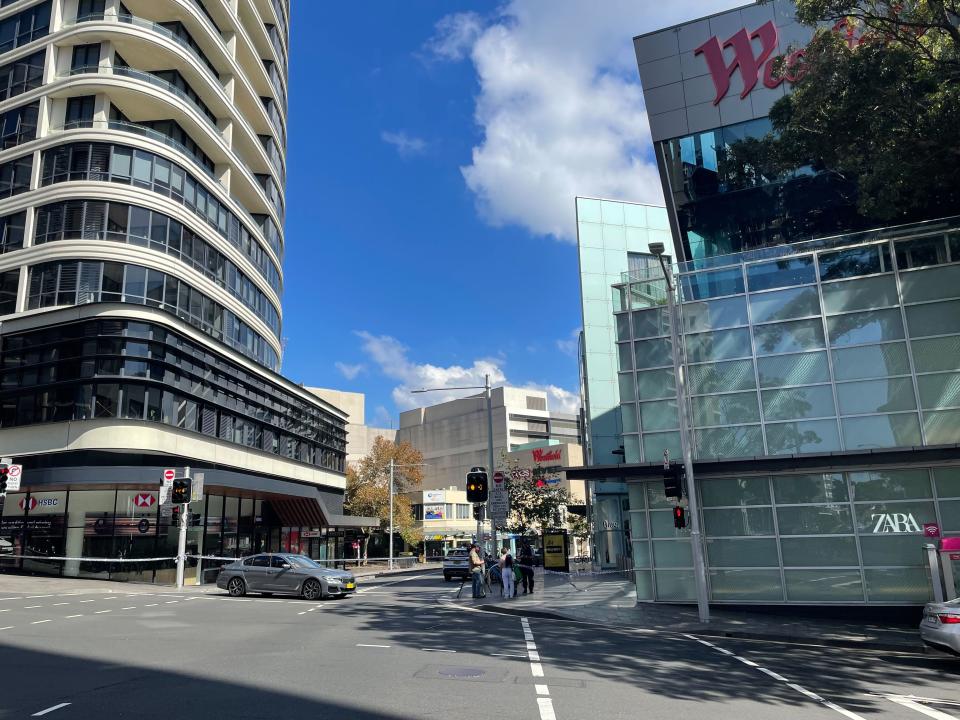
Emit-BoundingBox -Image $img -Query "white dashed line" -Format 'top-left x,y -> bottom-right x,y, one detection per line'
144,603 -> 159,607
421,648 -> 456,653
94,610 -> 112,614
0,625 -> 13,630
31,702 -> 71,716
164,601 -> 178,604
51,603 -> 69,606
0,609 -> 9,613
297,611 -> 307,615
881,696 -> 958,720
65,615 -> 82,619
78,600 -> 95,604
25,595 -> 53,599
535,685 -> 549,696
356,644 -> 391,648
31,619 -> 52,625
121,607 -> 137,610
490,653 -> 526,658
24,605 -> 42,609
536,697 -> 557,720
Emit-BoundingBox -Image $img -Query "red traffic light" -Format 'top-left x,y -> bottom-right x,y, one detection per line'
673,505 -> 686,529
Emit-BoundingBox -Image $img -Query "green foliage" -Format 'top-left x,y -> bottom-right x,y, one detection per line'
496,455 -> 572,535
744,0 -> 960,224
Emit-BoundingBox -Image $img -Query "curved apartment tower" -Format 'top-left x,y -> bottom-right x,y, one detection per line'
0,0 -> 368,582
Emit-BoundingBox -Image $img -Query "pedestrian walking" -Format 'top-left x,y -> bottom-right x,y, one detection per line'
501,550 -> 515,598
518,540 -> 535,594
469,543 -> 485,599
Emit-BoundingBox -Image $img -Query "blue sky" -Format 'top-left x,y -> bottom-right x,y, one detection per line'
277,0 -> 739,428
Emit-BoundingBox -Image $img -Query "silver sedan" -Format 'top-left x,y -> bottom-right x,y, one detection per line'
919,597 -> 960,655
216,554 -> 357,600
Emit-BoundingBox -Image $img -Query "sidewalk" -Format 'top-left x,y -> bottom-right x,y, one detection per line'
445,569 -> 930,653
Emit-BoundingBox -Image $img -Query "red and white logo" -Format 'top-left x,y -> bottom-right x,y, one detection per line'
134,493 -> 156,508
532,448 -> 562,464
163,469 -> 176,482
18,496 -> 36,511
493,471 -> 505,484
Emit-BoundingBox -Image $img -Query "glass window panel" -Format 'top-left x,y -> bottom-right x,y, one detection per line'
617,342 -> 632,371
827,309 -> 904,346
841,414 -> 922,450
749,286 -> 821,323
785,569 -> 864,601
940,500 -> 960,531
634,569 -> 653,600
762,385 -> 836,421
617,372 -> 635,402
709,569 -> 784,601
636,368 -> 675,400
703,507 -> 774,536
623,434 -> 640,463
900,265 -> 960,304
917,372 -> 960,410
680,267 -> 743,301
682,296 -> 748,333
819,243 -> 891,280
776,504 -> 854,535
685,328 -> 751,363
859,535 -> 928,566
620,403 -> 638,433
822,275 -> 899,314
912,336 -> 960,373
694,425 -> 763,458
836,377 -> 917,415
753,319 -> 825,355
639,399 -> 677,432
924,409 -> 960,445
747,255 -> 815,292
895,233 -> 954,269
700,477 -> 771,507
687,359 -> 755,395
905,300 -> 960,337
655,569 -> 695,600
854,500 -> 936,534
757,351 -> 830,388
647,482 -> 676,510
832,343 -> 911,380
706,538 -> 779,567
691,392 -> 760,427
632,307 -> 669,338
849,470 -> 931,501
765,419 -> 840,454
933,467 -> 960,498
627,484 -> 646,510
642,432 -> 681,465
631,539 -> 650,566
634,338 -> 672,369
780,537 -> 859,567
652,540 -> 692,567
615,314 -> 630,341
864,568 -> 931,602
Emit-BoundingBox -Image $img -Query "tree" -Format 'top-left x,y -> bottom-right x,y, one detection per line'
735,1 -> 960,226
496,454 -> 572,536
343,437 -> 424,562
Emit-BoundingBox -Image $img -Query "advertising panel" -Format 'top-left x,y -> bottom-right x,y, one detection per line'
424,490 -> 445,504
424,504 -> 445,521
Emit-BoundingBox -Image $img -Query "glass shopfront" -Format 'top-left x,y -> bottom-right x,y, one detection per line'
628,467 -> 959,604
1,487 -> 347,583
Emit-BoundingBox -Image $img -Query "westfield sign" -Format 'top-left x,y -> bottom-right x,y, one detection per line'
531,448 -> 562,464
695,20 -> 806,105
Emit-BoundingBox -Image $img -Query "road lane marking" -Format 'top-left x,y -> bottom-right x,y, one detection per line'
537,697 -> 557,720
94,610 -> 112,614
530,663 -> 544,677
102,596 -> 117,599
24,605 -> 42,609
164,601 -> 178,604
52,603 -> 69,606
535,685 -> 549,696
490,653 -> 526,658
31,620 -> 52,625
25,595 -> 53,599
121,607 -> 137,610
682,634 -> 866,720
357,644 -> 391,648
297,611 -> 307,615
421,648 -> 456,653
32,703 -> 71,716
0,609 -> 9,612
881,696 -> 958,720
0,625 -> 13,630
144,603 -> 158,607
78,600 -> 95,604
65,615 -> 82,619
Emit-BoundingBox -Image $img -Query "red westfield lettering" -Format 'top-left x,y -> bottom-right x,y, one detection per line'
695,20 -> 806,105
532,448 -> 562,463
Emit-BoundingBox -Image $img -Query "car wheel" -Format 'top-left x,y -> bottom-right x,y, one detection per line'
226,577 -> 246,597
302,578 -> 323,601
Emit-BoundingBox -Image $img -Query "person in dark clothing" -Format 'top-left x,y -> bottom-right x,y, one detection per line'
518,540 -> 535,594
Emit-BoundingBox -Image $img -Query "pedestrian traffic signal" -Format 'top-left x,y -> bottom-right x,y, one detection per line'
473,504 -> 485,520
171,478 -> 192,504
0,464 -> 7,495
466,471 -> 488,503
673,505 -> 686,529
663,464 -> 684,499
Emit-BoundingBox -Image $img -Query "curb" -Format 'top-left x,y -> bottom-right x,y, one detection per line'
355,565 -> 441,580
473,604 -> 929,654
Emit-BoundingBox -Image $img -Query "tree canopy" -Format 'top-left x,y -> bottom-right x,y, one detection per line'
742,0 -> 960,225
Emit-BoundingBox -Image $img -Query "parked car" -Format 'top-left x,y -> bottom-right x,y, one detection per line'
217,554 -> 356,600
920,597 -> 960,655
443,548 -> 471,581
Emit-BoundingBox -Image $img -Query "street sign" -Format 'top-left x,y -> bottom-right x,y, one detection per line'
163,468 -> 176,482
191,472 -> 204,502
6,464 -> 22,491
488,470 -> 509,528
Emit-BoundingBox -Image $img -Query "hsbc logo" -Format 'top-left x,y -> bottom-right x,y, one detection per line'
134,493 -> 156,508
18,497 -> 59,511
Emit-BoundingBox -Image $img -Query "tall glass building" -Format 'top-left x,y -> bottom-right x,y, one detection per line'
0,0 -> 372,583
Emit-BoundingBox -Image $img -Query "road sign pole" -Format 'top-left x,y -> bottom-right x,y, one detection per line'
175,466 -> 190,588
388,458 -> 394,571
485,374 -> 497,557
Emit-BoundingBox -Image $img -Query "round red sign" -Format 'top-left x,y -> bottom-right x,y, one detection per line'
163,469 -> 176,481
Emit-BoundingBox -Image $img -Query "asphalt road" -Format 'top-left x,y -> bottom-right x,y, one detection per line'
0,573 -> 957,719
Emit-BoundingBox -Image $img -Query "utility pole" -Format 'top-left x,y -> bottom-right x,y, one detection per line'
388,458 -> 394,570
486,374 -> 497,558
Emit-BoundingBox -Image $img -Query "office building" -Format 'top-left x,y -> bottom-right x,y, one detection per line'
305,388 -> 396,467
0,0 -> 373,583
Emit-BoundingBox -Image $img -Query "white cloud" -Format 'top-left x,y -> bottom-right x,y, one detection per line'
556,328 -> 580,358
426,0 -> 741,242
356,330 -> 579,414
334,362 -> 366,380
371,405 -> 393,429
381,130 -> 427,157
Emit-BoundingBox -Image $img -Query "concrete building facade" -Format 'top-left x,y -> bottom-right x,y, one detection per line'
305,388 -> 396,467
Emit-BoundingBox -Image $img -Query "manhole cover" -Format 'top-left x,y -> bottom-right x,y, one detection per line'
438,667 -> 486,679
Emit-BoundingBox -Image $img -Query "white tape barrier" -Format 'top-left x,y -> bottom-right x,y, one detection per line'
186,555 -> 375,563
2,554 -> 176,563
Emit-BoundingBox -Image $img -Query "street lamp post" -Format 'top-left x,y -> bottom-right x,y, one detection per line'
650,242 -> 711,624
412,374 -> 497,555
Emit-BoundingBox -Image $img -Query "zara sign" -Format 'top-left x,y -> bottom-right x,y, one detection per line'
870,513 -> 922,534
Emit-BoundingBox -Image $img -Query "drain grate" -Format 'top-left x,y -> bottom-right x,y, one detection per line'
415,664 -> 509,683
438,666 -> 486,679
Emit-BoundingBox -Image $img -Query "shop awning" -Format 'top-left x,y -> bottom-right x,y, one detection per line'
269,497 -> 325,527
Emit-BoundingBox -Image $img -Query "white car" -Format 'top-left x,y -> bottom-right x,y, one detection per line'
920,598 -> 960,655
443,548 -> 471,581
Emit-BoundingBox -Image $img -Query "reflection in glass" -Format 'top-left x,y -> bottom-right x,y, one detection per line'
765,419 -> 840,454
636,368 -> 676,400
853,500 -> 936,534
632,307 -> 670,338
639,399 -> 678,432
773,474 -> 848,504
749,286 -> 820,323
912,336 -> 960,373
821,275 -> 898,314
695,425 -> 763,458
685,328 -> 752,363
700,477 -> 771,507
832,343 -> 910,380
776,504 -> 853,535
864,567 -> 931,602
780,537 -> 858,567
703,507 -> 774,536
680,266 -> 744,301
762,385 -> 836,421
899,265 -> 960,304
682,295 -> 748,333
818,243 -> 891,281
836,377 -> 917,415
706,538 -> 779,567
827,309 -> 904,346
841,414 -> 922,449
687,359 -> 755,394
923,409 -> 960,444
692,392 -> 760,427
753,319 -> 825,355
757,352 -> 830,388
747,256 -> 815,292
848,470 -> 931,501
634,338 -> 672,369
785,569 -> 864,601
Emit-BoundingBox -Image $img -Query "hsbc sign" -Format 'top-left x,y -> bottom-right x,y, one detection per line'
134,493 -> 156,508
18,497 -> 59,511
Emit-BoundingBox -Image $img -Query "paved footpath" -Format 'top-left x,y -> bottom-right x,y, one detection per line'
0,571 -> 956,720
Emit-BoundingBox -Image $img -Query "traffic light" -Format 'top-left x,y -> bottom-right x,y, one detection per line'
473,504 -> 485,520
171,478 -> 192,504
663,464 -> 684,499
673,505 -> 686,529
466,470 -> 488,503
0,464 -> 7,495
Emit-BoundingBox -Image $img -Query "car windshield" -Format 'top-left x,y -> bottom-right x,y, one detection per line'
285,555 -> 323,569
447,550 -> 468,557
